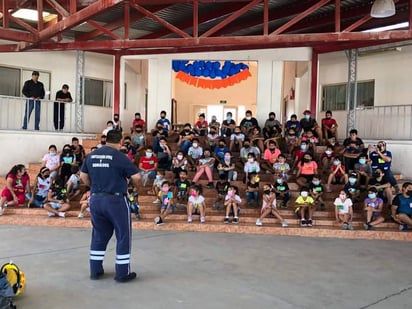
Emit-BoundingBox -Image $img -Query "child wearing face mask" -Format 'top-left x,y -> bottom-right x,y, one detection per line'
217,151 -> 237,181
273,176 -> 290,208
41,144 -> 60,180
273,154 -> 290,181
296,153 -> 318,187
154,181 -> 174,226
292,141 -> 309,172
320,145 -> 335,174
334,190 -> 354,230
295,187 -> 315,227
363,187 -> 384,230
224,186 -> 242,224
326,156 -> 348,193
187,138 -> 203,171
286,128 -> 300,155
343,172 -> 361,204
354,154 -> 372,189
245,173 -> 260,207
138,147 -> 158,187
243,153 -> 261,184
207,126 -> 220,151
192,150 -> 215,189
309,174 -> 326,210
172,151 -> 188,179
187,185 -> 206,223
152,170 -> 166,204
256,184 -> 288,227
174,170 -> 191,206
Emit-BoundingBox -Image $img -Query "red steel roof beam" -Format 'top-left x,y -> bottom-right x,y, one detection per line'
8,14 -> 38,34
87,19 -> 121,39
129,0 -> 190,38
37,0 -> 123,42
344,14 -> 372,32
2,0 -> 9,28
69,0 -> 76,14
200,0 -> 262,38
37,0 -> 44,31
263,0 -> 268,35
45,0 -> 69,17
124,0 -> 129,39
29,30 -> 412,51
193,0 -> 198,38
409,0 -> 412,30
0,28 -> 34,42
271,0 -> 332,35
335,0 -> 340,32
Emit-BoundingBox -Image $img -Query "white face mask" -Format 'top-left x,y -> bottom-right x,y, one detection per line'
177,155 -> 183,160
192,143 -> 198,148
248,158 -> 254,163
224,155 -> 231,160
301,191 -> 308,198
325,150 -> 332,155
146,152 -> 153,158
49,152 -> 56,156
246,116 -> 251,120
339,194 -> 346,200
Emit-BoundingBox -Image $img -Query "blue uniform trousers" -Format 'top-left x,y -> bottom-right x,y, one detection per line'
89,194 -> 132,278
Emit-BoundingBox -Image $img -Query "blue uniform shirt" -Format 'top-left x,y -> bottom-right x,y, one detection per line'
392,194 -> 412,215
81,146 -> 138,194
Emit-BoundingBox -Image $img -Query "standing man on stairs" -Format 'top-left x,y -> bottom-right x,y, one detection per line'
80,130 -> 141,283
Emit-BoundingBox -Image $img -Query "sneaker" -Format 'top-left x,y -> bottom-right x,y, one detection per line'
363,223 -> 372,230
224,217 -> 229,224
301,219 -> 307,227
232,171 -> 238,181
399,224 -> 408,232
307,219 -> 313,227
135,214 -> 140,221
47,212 -> 56,217
233,217 -> 239,224
78,212 -> 84,218
281,221 -> 288,227
115,272 -> 137,283
256,218 -> 263,226
152,198 -> 161,204
58,212 -> 65,218
154,216 -> 164,225
187,216 -> 192,223
206,182 -> 214,189
200,216 -> 205,223
343,222 -> 348,230
347,223 -> 354,230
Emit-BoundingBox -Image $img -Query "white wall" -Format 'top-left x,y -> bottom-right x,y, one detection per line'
318,45 -> 412,137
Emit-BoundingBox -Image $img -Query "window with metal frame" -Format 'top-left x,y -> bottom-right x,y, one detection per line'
80,77 -> 113,107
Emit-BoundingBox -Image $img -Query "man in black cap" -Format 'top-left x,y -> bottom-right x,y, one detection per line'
54,84 -> 72,131
22,71 -> 45,130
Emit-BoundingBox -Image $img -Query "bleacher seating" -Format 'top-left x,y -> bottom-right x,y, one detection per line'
0,133 -> 411,242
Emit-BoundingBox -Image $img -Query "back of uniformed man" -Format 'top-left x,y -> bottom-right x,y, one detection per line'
80,130 -> 141,283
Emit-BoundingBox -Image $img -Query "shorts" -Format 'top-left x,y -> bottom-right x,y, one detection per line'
32,194 -> 47,208
161,203 -> 175,213
1,188 -> 25,205
300,174 -> 313,182
371,211 -> 382,219
48,202 -> 63,210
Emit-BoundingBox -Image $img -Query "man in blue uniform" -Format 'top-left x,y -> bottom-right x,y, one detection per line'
22,71 -> 45,130
80,130 -> 141,282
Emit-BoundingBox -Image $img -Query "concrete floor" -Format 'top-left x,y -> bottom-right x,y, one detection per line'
0,225 -> 411,309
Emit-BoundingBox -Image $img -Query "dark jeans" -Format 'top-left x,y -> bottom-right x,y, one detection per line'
246,191 -> 259,204
22,99 -> 41,130
54,102 -> 65,130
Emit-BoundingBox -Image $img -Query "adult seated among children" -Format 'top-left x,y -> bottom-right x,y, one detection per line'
177,123 -> 195,154
131,112 -> 146,133
193,113 -> 209,136
391,182 -> 412,231
321,110 -> 338,145
239,110 -> 259,136
229,127 -> 245,152
367,168 -> 393,208
342,129 -> 364,172
368,141 -> 400,194
221,112 -> 236,137
300,110 -> 322,141
285,114 -> 302,137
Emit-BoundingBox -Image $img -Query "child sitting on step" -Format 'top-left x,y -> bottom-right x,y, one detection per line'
77,188 -> 91,218
256,184 -> 288,227
187,185 -> 206,223
295,187 -> 315,227
43,178 -> 71,218
174,170 -> 191,206
152,170 -> 166,204
214,176 -> 230,210
334,190 -> 354,230
309,174 -> 326,210
66,165 -> 81,201
154,181 -> 174,226
363,187 -> 384,230
224,185 -> 242,224
273,175 -> 290,208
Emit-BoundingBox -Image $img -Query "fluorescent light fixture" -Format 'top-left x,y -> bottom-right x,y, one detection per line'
370,0 -> 396,18
363,22 -> 409,32
12,9 -> 56,22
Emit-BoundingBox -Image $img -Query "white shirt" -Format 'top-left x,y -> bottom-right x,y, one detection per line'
188,195 -> 205,207
68,174 -> 80,190
334,197 -> 353,214
42,153 -> 60,170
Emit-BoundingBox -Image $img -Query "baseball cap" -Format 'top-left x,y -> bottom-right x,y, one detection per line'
32,71 -> 40,76
303,110 -> 311,115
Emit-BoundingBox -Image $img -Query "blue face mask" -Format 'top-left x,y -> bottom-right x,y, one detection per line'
300,144 -> 307,150
304,114 -> 310,120
276,179 -> 283,184
227,116 -> 232,121
368,193 -> 376,199
349,178 -> 356,184
312,181 -> 320,186
359,158 -> 366,164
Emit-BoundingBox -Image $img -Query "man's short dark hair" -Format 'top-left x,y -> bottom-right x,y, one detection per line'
106,130 -> 123,143
72,137 -> 79,142
62,84 -> 69,90
32,71 -> 39,76
350,129 -> 358,135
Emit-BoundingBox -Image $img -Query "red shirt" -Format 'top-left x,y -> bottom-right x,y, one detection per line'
321,118 -> 337,129
195,120 -> 208,129
133,119 -> 146,128
139,156 -> 158,170
330,164 -> 345,177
